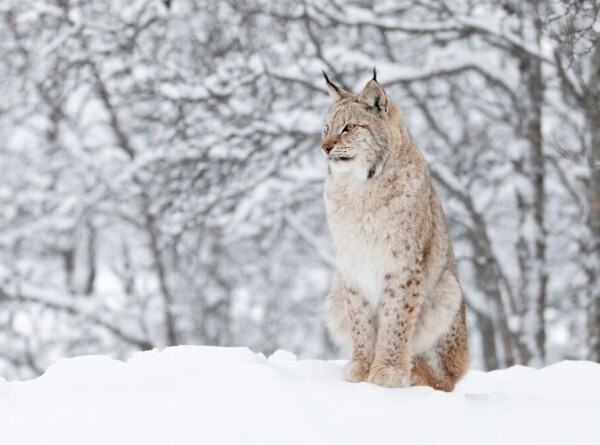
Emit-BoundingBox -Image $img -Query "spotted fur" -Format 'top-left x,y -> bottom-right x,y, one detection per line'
322,73 -> 469,391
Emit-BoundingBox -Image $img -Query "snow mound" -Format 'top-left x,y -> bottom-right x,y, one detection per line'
1,346 -> 598,445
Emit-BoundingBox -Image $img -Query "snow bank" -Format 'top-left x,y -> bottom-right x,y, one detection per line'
1,346 -> 598,445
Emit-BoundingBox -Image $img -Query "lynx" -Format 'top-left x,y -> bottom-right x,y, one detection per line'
322,70 -> 469,391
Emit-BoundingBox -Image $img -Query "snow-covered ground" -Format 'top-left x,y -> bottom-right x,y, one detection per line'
1,346 -> 598,445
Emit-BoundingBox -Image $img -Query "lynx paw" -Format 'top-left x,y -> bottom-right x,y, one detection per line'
342,360 -> 371,382
367,365 -> 409,388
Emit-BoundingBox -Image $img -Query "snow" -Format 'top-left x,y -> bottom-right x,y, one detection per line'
1,347 -> 598,445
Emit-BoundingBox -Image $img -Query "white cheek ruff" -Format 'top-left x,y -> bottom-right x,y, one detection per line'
329,158 -> 369,182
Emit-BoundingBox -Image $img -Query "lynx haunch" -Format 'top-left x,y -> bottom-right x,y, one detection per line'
322,70 -> 469,391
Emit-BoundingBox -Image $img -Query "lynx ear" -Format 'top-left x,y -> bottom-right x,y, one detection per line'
358,75 -> 388,113
322,70 -> 349,101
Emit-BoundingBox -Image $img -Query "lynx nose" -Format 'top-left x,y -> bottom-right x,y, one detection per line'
322,142 -> 334,154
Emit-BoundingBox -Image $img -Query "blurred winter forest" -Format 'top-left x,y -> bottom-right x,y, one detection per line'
0,0 -> 599,379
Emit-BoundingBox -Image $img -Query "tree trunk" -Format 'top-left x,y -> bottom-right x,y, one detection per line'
83,223 -> 96,296
475,310 -> 500,370
514,5 -> 548,365
587,40 -> 600,361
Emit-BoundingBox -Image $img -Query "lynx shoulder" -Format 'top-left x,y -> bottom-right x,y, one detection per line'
322,71 -> 469,391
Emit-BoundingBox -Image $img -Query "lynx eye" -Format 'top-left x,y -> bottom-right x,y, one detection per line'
343,123 -> 356,133
323,124 -> 329,137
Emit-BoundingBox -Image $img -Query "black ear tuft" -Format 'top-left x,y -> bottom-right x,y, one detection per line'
323,70 -> 340,92
323,70 -> 349,101
373,66 -> 377,82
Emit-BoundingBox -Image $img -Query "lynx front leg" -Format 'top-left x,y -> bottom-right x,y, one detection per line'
367,272 -> 422,388
342,287 -> 377,383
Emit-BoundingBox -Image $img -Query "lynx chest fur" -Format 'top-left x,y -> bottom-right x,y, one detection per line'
324,160 -> 428,308
320,70 -> 469,391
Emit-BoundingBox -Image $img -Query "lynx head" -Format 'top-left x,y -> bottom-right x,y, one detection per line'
321,69 -> 404,180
